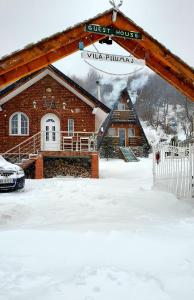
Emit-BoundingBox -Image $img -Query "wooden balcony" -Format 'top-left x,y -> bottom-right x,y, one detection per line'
112,110 -> 135,122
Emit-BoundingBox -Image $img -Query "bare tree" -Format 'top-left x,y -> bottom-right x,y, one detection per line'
182,96 -> 193,138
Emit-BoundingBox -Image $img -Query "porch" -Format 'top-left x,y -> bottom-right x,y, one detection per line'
111,110 -> 135,122
1,131 -> 97,163
1,131 -> 99,179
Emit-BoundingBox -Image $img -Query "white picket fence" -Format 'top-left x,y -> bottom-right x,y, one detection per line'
153,144 -> 194,199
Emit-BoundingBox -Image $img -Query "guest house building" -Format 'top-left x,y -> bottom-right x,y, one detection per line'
100,89 -> 149,159
0,65 -> 110,178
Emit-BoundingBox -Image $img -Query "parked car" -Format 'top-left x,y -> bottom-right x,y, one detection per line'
0,155 -> 25,191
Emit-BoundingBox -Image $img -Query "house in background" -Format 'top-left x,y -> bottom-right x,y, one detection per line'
0,65 -> 110,179
99,89 -> 149,161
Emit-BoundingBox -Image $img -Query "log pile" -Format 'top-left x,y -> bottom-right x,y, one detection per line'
44,158 -> 91,178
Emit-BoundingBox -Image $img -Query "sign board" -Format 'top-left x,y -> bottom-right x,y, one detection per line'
85,24 -> 142,40
81,50 -> 145,65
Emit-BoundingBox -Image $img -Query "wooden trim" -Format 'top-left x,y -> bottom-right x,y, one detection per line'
0,9 -> 194,101
0,11 -> 113,86
114,37 -> 194,100
114,13 -> 194,79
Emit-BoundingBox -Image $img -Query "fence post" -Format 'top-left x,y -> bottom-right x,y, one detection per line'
190,144 -> 194,198
152,146 -> 156,186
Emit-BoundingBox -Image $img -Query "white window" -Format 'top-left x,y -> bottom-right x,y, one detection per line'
128,128 -> 135,137
68,119 -> 74,136
117,103 -> 126,111
9,112 -> 29,136
108,128 -> 116,137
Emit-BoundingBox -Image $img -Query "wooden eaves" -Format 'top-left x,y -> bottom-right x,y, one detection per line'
0,8 -> 194,101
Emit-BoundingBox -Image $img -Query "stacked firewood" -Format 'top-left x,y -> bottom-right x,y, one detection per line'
44,158 -> 91,178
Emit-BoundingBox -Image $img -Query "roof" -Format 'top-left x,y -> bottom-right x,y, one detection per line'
0,9 -> 194,101
0,65 -> 110,113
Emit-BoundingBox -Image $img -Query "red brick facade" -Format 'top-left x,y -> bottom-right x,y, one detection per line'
0,74 -> 95,153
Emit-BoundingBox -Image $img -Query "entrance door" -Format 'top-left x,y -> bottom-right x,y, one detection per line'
119,128 -> 126,146
41,113 -> 60,150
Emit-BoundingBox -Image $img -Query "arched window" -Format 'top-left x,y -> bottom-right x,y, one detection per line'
9,112 -> 29,135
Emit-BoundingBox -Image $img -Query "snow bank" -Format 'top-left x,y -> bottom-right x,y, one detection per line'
0,158 -> 194,300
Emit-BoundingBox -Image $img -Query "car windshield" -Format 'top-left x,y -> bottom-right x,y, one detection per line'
0,155 -> 17,170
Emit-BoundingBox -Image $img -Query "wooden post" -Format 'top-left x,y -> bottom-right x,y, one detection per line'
91,153 -> 99,179
35,154 -> 44,179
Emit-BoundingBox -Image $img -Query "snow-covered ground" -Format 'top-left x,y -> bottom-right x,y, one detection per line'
0,158 -> 194,300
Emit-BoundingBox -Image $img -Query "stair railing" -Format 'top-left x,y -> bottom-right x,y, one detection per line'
1,131 -> 42,163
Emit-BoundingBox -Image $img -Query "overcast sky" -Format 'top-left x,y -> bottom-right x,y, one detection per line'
0,0 -> 193,78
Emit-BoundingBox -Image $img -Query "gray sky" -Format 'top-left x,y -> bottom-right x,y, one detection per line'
0,0 -> 193,78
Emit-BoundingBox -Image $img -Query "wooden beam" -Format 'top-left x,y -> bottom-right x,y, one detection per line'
0,10 -> 113,77
113,38 -> 145,60
114,13 -> 194,81
0,34 -> 105,88
0,9 -> 193,103
146,54 -> 194,101
114,38 -> 194,101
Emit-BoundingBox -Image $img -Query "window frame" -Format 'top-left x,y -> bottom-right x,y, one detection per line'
128,128 -> 135,137
117,103 -> 126,111
108,127 -> 117,137
9,112 -> 29,136
68,118 -> 74,136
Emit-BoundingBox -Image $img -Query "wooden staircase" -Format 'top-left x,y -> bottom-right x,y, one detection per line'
18,155 -> 39,170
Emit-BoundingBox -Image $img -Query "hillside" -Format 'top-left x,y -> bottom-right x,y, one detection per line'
71,69 -> 194,143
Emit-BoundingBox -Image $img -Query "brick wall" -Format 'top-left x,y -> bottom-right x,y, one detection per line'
0,75 -> 95,153
32,154 -> 99,179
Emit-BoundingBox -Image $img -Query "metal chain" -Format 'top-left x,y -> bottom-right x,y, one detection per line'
92,43 -> 100,53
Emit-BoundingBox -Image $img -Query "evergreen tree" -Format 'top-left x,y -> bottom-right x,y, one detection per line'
101,137 -> 114,160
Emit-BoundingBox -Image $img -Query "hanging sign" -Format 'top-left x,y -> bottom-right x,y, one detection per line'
85,24 -> 142,40
81,50 -> 145,65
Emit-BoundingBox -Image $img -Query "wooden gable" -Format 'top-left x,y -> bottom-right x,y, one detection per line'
109,89 -> 149,146
97,89 -> 149,151
0,9 -> 193,101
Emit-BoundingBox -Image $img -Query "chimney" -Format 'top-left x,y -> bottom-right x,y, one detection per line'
96,80 -> 101,101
